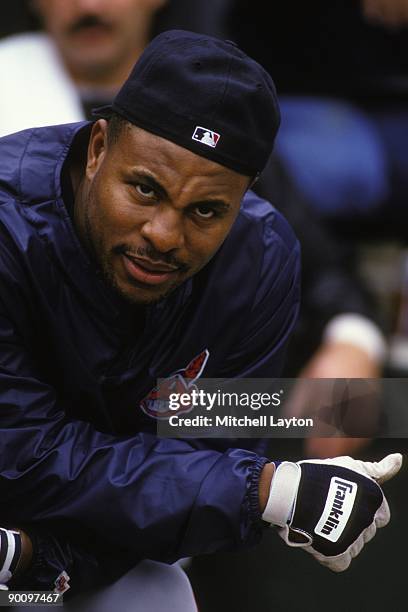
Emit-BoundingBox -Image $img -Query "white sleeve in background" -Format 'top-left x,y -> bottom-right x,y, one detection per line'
323,313 -> 387,363
0,33 -> 84,137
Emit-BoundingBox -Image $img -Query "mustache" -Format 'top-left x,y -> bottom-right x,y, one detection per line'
68,14 -> 113,35
113,244 -> 189,273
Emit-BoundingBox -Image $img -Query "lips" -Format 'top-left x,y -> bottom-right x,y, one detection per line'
122,254 -> 179,286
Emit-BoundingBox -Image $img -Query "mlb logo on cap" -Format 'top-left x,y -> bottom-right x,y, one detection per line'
192,126 -> 220,148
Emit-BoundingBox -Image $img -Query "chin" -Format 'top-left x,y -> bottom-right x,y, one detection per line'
102,259 -> 187,305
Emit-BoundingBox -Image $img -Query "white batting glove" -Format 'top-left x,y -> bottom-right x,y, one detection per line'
262,453 -> 402,571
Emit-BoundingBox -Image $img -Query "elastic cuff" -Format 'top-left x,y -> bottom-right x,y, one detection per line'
247,456 -> 270,526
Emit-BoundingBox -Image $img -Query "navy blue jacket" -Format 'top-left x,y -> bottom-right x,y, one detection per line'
0,122 -> 300,594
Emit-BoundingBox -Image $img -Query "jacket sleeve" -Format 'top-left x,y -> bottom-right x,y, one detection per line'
0,303 -> 270,591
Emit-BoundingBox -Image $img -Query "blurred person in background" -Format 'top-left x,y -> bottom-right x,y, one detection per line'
0,0 -> 167,134
255,157 -> 386,458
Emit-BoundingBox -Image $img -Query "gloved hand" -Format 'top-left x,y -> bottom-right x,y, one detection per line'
261,453 -> 402,571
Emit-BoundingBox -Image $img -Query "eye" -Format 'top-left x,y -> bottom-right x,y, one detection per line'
135,183 -> 157,199
194,204 -> 217,219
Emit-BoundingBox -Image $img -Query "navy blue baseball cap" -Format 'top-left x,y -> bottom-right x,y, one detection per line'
94,29 -> 280,177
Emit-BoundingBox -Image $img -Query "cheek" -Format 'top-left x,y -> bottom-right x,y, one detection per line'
88,182 -> 151,252
187,221 -> 235,268
120,0 -> 158,17
46,3 -> 77,31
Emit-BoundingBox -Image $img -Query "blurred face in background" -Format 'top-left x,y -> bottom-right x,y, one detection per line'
33,0 -> 166,84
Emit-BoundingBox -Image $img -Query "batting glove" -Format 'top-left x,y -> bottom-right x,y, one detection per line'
261,453 -> 402,571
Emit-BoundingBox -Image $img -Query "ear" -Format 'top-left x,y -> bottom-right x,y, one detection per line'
86,119 -> 108,181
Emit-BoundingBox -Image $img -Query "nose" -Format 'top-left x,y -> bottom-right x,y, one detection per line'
140,206 -> 185,253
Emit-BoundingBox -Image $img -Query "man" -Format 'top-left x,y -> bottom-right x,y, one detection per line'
0,29 -> 401,608
0,0 -> 388,461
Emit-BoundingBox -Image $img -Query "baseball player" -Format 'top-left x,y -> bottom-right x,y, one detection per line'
0,30 -> 401,607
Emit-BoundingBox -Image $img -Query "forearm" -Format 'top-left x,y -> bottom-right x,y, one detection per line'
8,524 -> 137,597
16,530 -> 32,575
258,462 -> 275,513
8,459 -> 275,595
9,467 -> 275,561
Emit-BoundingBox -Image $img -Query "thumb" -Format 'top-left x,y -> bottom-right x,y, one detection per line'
359,453 -> 403,484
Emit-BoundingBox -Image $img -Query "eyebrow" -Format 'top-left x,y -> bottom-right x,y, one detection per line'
129,170 -> 232,211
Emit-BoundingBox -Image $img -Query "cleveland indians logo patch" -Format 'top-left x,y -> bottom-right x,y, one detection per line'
140,349 -> 210,420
